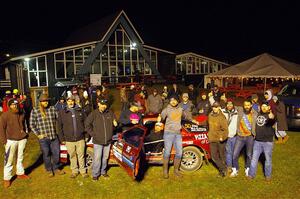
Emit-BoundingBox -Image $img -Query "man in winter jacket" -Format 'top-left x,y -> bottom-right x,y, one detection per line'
146,89 -> 163,114
221,99 -> 238,170
208,101 -> 229,177
179,93 -> 195,119
85,98 -> 118,180
57,95 -> 89,179
0,99 -> 29,188
248,101 -> 276,181
196,91 -> 211,116
231,100 -> 258,177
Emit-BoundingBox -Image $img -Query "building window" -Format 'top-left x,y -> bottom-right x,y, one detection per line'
26,55 -> 48,87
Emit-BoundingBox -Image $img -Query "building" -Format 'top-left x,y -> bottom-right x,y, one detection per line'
175,52 -> 229,85
0,10 -> 227,105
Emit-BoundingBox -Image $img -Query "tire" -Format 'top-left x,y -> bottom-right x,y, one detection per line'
181,146 -> 203,172
85,147 -> 94,170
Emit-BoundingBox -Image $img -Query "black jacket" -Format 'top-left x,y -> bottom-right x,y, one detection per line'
85,109 -> 116,145
57,106 -> 87,142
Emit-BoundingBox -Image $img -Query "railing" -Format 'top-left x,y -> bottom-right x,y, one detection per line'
0,80 -> 11,88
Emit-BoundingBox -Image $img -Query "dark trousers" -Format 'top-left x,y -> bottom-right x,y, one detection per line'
39,137 -> 61,172
210,142 -> 226,173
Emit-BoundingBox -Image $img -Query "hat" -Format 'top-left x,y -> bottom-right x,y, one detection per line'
169,94 -> 179,102
261,101 -> 269,106
5,90 -> 11,95
226,98 -> 234,104
251,94 -> 258,100
130,101 -> 141,108
212,101 -> 220,108
13,89 -> 19,95
272,96 -> 278,101
200,91 -> 207,96
130,113 -> 140,121
39,94 -> 50,102
8,98 -> 18,107
182,93 -> 189,98
66,95 -> 75,101
98,98 -> 108,105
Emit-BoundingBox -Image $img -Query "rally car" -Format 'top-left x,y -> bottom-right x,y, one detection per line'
60,114 -> 211,179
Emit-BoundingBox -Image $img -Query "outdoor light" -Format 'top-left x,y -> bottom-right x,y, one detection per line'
130,42 -> 137,49
24,57 -> 30,62
5,54 -> 10,57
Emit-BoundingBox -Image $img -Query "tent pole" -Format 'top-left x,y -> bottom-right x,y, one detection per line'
241,78 -> 244,90
264,78 -> 267,92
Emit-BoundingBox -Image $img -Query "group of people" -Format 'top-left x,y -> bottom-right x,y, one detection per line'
0,83 -> 289,188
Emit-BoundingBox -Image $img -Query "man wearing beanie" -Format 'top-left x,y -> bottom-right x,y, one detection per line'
0,99 -> 29,188
157,94 -> 198,179
248,101 -> 276,181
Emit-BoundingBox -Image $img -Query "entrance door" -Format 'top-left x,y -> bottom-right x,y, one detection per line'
112,126 -> 147,179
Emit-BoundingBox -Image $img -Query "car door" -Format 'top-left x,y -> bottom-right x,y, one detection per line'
112,125 -> 147,179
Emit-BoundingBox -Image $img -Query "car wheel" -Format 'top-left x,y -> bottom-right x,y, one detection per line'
85,147 -> 94,170
181,146 -> 203,172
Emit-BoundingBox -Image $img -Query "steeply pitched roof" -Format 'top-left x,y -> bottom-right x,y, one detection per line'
64,10 -> 144,46
206,53 -> 300,78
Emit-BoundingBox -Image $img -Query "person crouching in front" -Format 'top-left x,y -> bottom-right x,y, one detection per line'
57,95 -> 89,179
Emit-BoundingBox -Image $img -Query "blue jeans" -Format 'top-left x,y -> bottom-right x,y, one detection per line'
232,135 -> 254,170
92,144 -> 111,177
163,132 -> 182,159
225,136 -> 237,167
249,141 -> 274,178
39,137 -> 61,172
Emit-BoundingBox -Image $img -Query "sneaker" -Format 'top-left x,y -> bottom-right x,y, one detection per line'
70,173 -> 79,179
17,174 -> 30,179
92,176 -> 98,181
230,168 -> 238,177
82,173 -> 89,178
245,168 -> 249,177
102,174 -> 109,178
47,171 -> 54,178
265,177 -> 272,182
3,180 -> 11,188
54,169 -> 66,175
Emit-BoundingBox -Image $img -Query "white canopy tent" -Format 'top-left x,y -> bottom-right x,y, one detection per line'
205,53 -> 300,91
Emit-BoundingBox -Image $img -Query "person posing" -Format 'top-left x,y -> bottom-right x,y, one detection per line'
119,102 -> 143,130
196,91 -> 211,116
81,91 -> 92,116
0,99 -> 29,188
251,94 -> 260,113
231,100 -> 258,177
85,98 -> 118,181
187,84 -> 198,105
221,99 -> 238,171
248,102 -> 276,181
272,96 -> 289,144
179,93 -> 195,119
157,95 -> 198,179
208,101 -> 229,177
30,94 -> 65,177
146,89 -> 163,114
57,95 -> 89,179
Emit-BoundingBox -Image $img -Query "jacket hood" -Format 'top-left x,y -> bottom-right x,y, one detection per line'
265,90 -> 273,101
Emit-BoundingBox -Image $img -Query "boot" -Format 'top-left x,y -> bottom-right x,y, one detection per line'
282,135 -> 289,143
275,137 -> 283,144
174,158 -> 183,178
163,158 -> 169,179
3,180 -> 11,188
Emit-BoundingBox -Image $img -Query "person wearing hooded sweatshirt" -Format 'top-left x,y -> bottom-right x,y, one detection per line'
272,96 -> 289,143
264,89 -> 276,113
221,99 -> 238,171
0,99 -> 29,188
146,89 -> 163,114
197,91 -> 211,116
248,101 -> 276,181
157,95 -> 198,179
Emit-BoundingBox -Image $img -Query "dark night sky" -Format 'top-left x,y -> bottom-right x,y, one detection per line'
1,0 -> 300,64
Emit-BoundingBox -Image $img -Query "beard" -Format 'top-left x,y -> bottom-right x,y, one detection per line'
10,107 -> 19,113
243,107 -> 252,114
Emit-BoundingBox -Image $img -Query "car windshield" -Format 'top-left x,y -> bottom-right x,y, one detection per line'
123,127 -> 145,147
278,85 -> 300,97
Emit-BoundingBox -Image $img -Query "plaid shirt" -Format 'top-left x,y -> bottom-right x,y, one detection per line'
30,106 -> 57,140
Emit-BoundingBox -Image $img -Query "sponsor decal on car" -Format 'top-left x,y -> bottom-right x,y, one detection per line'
122,156 -> 134,169
194,133 -> 208,140
126,146 -> 132,153
183,141 -> 193,145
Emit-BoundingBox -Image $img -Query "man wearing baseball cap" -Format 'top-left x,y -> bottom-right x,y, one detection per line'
30,94 -> 65,177
85,98 -> 118,181
0,99 -> 29,188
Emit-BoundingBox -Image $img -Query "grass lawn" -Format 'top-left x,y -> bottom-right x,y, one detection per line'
1,86 -> 300,198
0,132 -> 299,199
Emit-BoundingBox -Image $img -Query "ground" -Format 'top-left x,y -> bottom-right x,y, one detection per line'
1,86 -> 300,198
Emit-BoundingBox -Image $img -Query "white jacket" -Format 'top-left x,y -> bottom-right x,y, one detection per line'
221,108 -> 238,138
